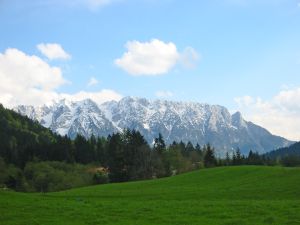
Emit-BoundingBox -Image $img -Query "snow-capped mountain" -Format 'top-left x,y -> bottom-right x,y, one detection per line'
15,97 -> 292,155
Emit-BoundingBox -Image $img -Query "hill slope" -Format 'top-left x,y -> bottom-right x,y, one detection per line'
1,166 -> 300,225
15,97 -> 293,155
265,141 -> 300,159
0,104 -> 55,142
0,104 -> 58,166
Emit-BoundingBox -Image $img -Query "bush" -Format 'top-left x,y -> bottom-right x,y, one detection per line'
93,171 -> 109,184
281,156 -> 300,167
23,161 -> 95,192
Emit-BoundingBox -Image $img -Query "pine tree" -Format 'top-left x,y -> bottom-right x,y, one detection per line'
225,152 -> 231,166
185,141 -> 194,157
123,129 -> 151,180
107,133 -> 127,182
236,148 -> 242,165
153,133 -> 166,155
195,143 -> 201,152
204,143 -> 216,168
232,152 -> 237,165
74,135 -> 90,164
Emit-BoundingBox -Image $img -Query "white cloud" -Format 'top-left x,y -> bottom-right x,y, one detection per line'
234,87 -> 300,141
0,48 -> 66,107
155,90 -> 174,98
234,95 -> 254,107
0,48 -> 122,108
180,47 -> 201,69
115,39 -> 179,76
37,43 -> 71,60
87,77 -> 99,87
115,39 -> 200,76
60,89 -> 122,104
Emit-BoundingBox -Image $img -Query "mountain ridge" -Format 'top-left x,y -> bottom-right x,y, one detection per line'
265,142 -> 300,159
14,96 -> 293,155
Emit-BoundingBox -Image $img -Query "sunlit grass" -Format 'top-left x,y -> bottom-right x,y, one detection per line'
1,166 -> 300,225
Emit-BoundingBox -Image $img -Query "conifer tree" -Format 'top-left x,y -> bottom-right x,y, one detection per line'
204,143 -> 216,168
153,133 -> 166,155
225,152 -> 231,166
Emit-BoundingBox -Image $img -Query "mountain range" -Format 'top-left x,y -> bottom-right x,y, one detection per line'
14,96 -> 293,155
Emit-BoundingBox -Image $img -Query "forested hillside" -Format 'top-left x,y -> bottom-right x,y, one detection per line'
0,104 -> 58,167
264,142 -> 300,166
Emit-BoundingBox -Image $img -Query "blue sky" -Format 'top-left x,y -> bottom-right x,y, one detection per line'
1,0 -> 300,140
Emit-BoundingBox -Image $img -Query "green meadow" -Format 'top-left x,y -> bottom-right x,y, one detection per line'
1,166 -> 300,225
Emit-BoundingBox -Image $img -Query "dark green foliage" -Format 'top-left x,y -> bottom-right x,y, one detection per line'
265,141 -> 300,159
225,152 -> 230,166
122,130 -> 152,180
107,130 -> 153,182
153,133 -> 166,154
107,133 -> 127,182
22,161 -> 94,192
281,155 -> 300,167
0,104 -> 56,167
0,104 -> 78,166
203,143 -> 216,167
93,170 -> 109,184
232,148 -> 244,165
185,141 -> 194,153
49,135 -> 75,163
247,150 -> 263,165
74,135 -> 90,163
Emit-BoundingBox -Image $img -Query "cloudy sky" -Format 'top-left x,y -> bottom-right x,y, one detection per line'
0,0 -> 300,140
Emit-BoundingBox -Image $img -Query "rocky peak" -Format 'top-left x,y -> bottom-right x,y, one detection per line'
14,97 -> 293,155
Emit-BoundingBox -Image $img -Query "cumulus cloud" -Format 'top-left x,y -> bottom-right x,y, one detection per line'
37,43 -> 71,60
155,90 -> 174,98
87,77 -> 99,87
0,48 -> 66,107
0,48 -> 122,107
115,39 -> 199,76
234,87 -> 300,141
59,89 -> 122,104
115,39 -> 179,76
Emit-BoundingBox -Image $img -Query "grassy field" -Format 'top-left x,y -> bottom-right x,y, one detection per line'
1,166 -> 300,225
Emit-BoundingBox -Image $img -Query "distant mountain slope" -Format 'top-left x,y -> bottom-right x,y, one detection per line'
265,142 -> 300,159
15,97 -> 293,155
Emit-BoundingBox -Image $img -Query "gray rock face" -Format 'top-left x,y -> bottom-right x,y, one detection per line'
14,96 -> 293,155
